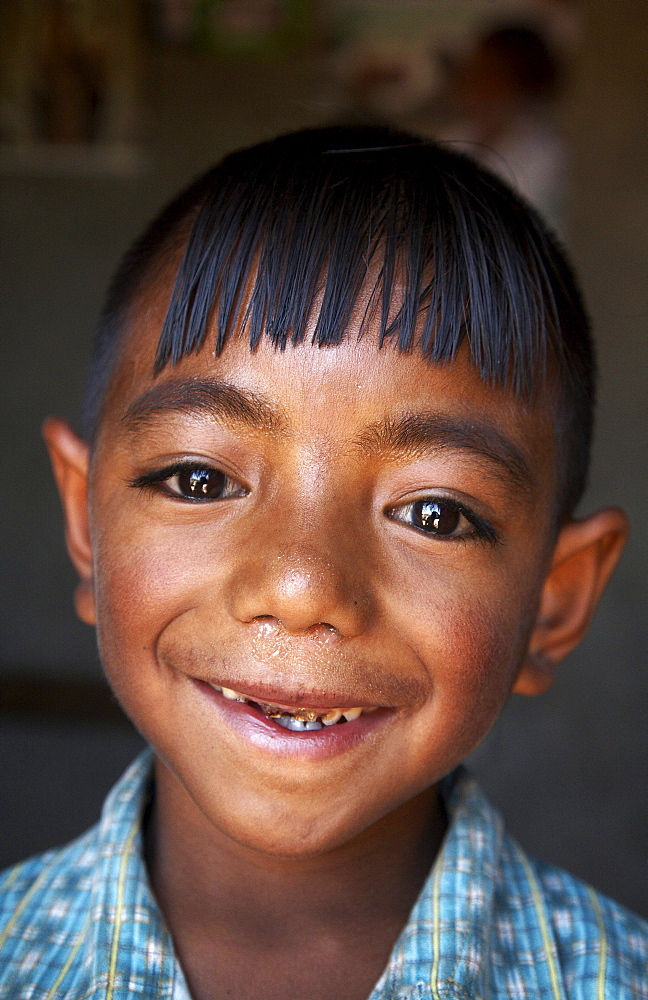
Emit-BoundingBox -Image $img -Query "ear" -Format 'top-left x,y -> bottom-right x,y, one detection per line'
42,417 -> 96,626
513,508 -> 629,696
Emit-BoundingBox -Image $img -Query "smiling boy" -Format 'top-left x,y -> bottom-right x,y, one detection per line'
1,127 -> 646,999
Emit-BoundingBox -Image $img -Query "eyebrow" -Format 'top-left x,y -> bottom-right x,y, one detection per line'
121,377 -> 534,492
121,378 -> 283,434
356,412 -> 534,492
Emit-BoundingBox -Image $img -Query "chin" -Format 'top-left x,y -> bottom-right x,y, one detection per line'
207,794 -> 374,859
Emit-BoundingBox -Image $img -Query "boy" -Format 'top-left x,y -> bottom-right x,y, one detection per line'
0,126 -> 646,999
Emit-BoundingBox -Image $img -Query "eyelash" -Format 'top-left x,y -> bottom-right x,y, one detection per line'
387,497 -> 499,545
129,463 -> 499,545
128,461 -> 247,502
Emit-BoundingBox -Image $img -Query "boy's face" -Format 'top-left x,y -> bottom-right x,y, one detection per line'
49,285 -> 614,858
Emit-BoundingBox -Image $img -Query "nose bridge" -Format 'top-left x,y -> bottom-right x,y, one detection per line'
228,489 -> 373,637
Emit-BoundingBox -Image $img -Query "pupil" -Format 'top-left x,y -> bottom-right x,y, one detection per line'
179,468 -> 224,499
414,500 -> 460,535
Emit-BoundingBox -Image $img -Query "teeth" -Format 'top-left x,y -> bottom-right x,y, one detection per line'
209,683 -> 371,726
292,709 -> 320,723
220,687 -> 246,702
321,709 -> 342,726
275,715 -> 324,732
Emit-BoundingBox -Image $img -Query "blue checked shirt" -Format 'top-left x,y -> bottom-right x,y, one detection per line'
1,751 -> 646,999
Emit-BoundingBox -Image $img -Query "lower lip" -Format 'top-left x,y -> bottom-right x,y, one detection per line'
192,679 -> 393,760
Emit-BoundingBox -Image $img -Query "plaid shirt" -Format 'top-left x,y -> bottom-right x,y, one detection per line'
1,751 -> 646,999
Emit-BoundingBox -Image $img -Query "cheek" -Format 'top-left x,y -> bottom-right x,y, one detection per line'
90,513 -> 217,673
401,577 -> 538,763
436,600 -> 521,709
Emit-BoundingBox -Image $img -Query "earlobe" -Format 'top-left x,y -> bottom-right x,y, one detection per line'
513,508 -> 629,696
42,417 -> 96,626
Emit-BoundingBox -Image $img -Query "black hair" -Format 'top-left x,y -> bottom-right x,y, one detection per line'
84,125 -> 593,519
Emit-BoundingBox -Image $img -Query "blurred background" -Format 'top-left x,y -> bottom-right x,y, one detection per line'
1,0 -> 646,916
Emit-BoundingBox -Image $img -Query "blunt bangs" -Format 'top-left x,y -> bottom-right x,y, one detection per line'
155,127 -> 582,403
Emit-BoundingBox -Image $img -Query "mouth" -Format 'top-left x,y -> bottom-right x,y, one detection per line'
207,682 -> 378,732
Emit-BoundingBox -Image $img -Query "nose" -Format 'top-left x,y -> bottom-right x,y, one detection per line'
228,536 -> 372,639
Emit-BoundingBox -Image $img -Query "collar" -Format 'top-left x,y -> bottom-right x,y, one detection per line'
368,768 -> 503,1000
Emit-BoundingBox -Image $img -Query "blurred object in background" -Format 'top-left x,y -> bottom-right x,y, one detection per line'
151,0 -> 198,45
495,0 -> 582,56
0,0 -> 315,175
325,0 -> 581,232
149,0 -> 314,56
323,0 -> 494,134
329,38 -> 439,129
0,0 -> 144,174
439,24 -> 567,232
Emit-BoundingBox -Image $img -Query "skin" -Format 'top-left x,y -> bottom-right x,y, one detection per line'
44,286 -> 627,1000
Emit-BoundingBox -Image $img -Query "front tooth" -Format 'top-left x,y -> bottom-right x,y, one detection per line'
293,709 -> 320,722
342,707 -> 363,722
221,687 -> 246,702
321,709 -> 342,726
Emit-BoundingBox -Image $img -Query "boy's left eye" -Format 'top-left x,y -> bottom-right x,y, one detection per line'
388,498 -> 496,543
129,463 -> 247,502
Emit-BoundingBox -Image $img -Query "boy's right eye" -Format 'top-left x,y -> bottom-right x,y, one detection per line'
129,462 -> 248,502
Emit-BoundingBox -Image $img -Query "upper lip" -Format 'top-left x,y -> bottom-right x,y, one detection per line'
194,677 -> 385,712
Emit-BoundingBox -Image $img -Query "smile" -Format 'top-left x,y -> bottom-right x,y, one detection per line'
207,683 -> 377,731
